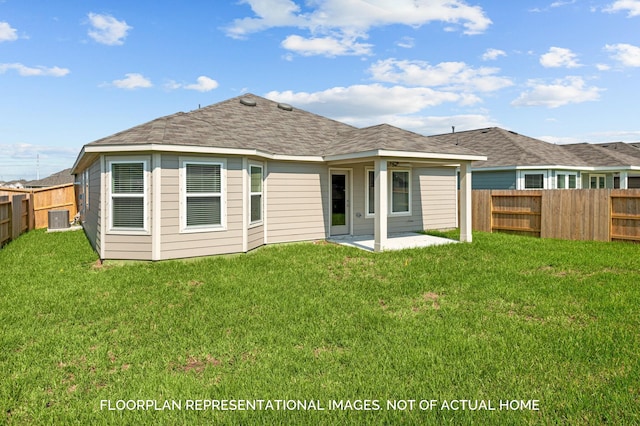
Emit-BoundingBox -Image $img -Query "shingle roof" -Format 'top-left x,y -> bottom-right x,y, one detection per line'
25,168 -> 74,188
327,123 -> 482,157
593,142 -> 640,162
562,143 -> 640,167
427,127 -> 585,168
85,94 -> 481,158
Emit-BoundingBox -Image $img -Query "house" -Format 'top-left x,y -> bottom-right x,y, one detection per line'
71,94 -> 485,261
586,142 -> 640,188
24,168 -> 74,188
428,127 -> 640,190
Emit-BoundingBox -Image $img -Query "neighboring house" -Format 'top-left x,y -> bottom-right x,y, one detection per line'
428,127 -> 640,190
588,142 -> 640,189
71,94 -> 485,261
24,168 -> 74,188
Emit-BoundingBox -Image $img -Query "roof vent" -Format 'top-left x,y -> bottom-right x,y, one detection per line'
240,98 -> 257,107
277,102 -> 293,111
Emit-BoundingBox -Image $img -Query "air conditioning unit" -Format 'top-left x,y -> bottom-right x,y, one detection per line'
48,210 -> 70,230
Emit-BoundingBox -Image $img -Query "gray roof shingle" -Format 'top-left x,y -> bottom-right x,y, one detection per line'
427,127 -> 585,168
85,94 -> 481,158
561,143 -> 640,167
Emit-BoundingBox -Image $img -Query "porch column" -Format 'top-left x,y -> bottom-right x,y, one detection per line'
374,159 -> 388,252
460,161 -> 473,243
620,171 -> 629,189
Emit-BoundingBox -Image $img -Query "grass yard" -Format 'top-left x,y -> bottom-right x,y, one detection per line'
1,229 -> 639,425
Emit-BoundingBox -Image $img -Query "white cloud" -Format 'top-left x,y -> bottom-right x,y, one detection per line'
225,0 -> 491,56
596,63 -> 612,71
0,21 -> 18,42
265,84 -> 478,123
540,47 -> 581,68
165,76 -> 219,92
87,12 -> 132,45
0,63 -> 70,77
511,76 -> 602,108
604,0 -> 640,16
396,36 -> 415,49
267,86 -> 497,133
281,34 -> 372,56
368,58 -> 513,92
184,76 -> 219,92
110,73 -> 152,89
482,48 -> 506,61
605,43 -> 640,66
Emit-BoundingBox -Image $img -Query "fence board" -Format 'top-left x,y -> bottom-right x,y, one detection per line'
0,183 -> 76,228
0,193 -> 33,247
469,189 -> 640,242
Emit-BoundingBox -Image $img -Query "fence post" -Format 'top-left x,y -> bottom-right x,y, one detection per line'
11,194 -> 24,240
27,193 -> 35,231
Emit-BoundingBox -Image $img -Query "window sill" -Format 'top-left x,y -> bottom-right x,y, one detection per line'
180,225 -> 227,234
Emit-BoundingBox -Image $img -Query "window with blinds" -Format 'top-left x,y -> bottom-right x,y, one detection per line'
250,165 -> 262,223
110,162 -> 145,229
184,161 -> 223,228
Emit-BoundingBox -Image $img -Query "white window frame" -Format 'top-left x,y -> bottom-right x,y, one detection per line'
556,172 -> 579,189
390,169 -> 412,216
518,170 -> 548,190
249,162 -> 263,226
365,167 -> 412,217
179,157 -> 227,233
365,168 -> 376,218
107,158 -> 149,234
589,174 -> 606,189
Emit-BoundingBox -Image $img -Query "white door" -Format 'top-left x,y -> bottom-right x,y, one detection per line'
330,171 -> 349,235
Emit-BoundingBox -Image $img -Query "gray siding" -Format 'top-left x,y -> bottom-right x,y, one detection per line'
266,161 -> 328,243
159,155 -> 244,259
248,224 -> 264,251
418,167 -> 458,230
82,158 -> 101,254
471,170 -> 516,189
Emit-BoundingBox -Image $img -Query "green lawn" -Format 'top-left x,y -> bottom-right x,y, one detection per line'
1,229 -> 639,425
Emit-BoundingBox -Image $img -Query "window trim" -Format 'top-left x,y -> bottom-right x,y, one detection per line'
107,158 -> 149,234
249,162 -> 263,226
365,167 -> 412,217
179,157 -> 227,233
365,168 -> 375,218
589,173 -> 606,189
389,169 -> 412,216
518,170 -> 548,190
556,171 -> 579,189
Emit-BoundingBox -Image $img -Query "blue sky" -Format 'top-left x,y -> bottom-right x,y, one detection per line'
1,0 -> 640,181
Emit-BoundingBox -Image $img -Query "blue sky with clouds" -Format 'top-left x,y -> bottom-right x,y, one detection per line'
1,0 -> 640,180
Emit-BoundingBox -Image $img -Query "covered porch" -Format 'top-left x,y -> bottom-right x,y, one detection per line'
328,232 -> 458,252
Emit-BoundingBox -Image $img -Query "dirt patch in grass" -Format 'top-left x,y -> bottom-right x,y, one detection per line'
171,354 -> 222,374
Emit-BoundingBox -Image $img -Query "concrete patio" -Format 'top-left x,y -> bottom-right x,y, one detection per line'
327,232 -> 458,252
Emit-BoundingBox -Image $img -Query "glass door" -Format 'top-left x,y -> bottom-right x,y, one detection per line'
330,171 -> 349,235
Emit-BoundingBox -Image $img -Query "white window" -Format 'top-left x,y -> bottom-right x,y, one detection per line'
109,160 -> 147,231
557,173 -> 578,189
366,169 -> 375,217
365,168 -> 411,216
180,159 -> 225,232
391,170 -> 411,214
590,174 -> 606,189
250,164 -> 263,224
518,170 -> 548,190
525,173 -> 544,189
84,169 -> 89,211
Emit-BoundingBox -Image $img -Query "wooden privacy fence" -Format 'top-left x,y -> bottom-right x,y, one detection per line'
0,183 -> 76,229
0,194 -> 34,247
471,189 -> 640,242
